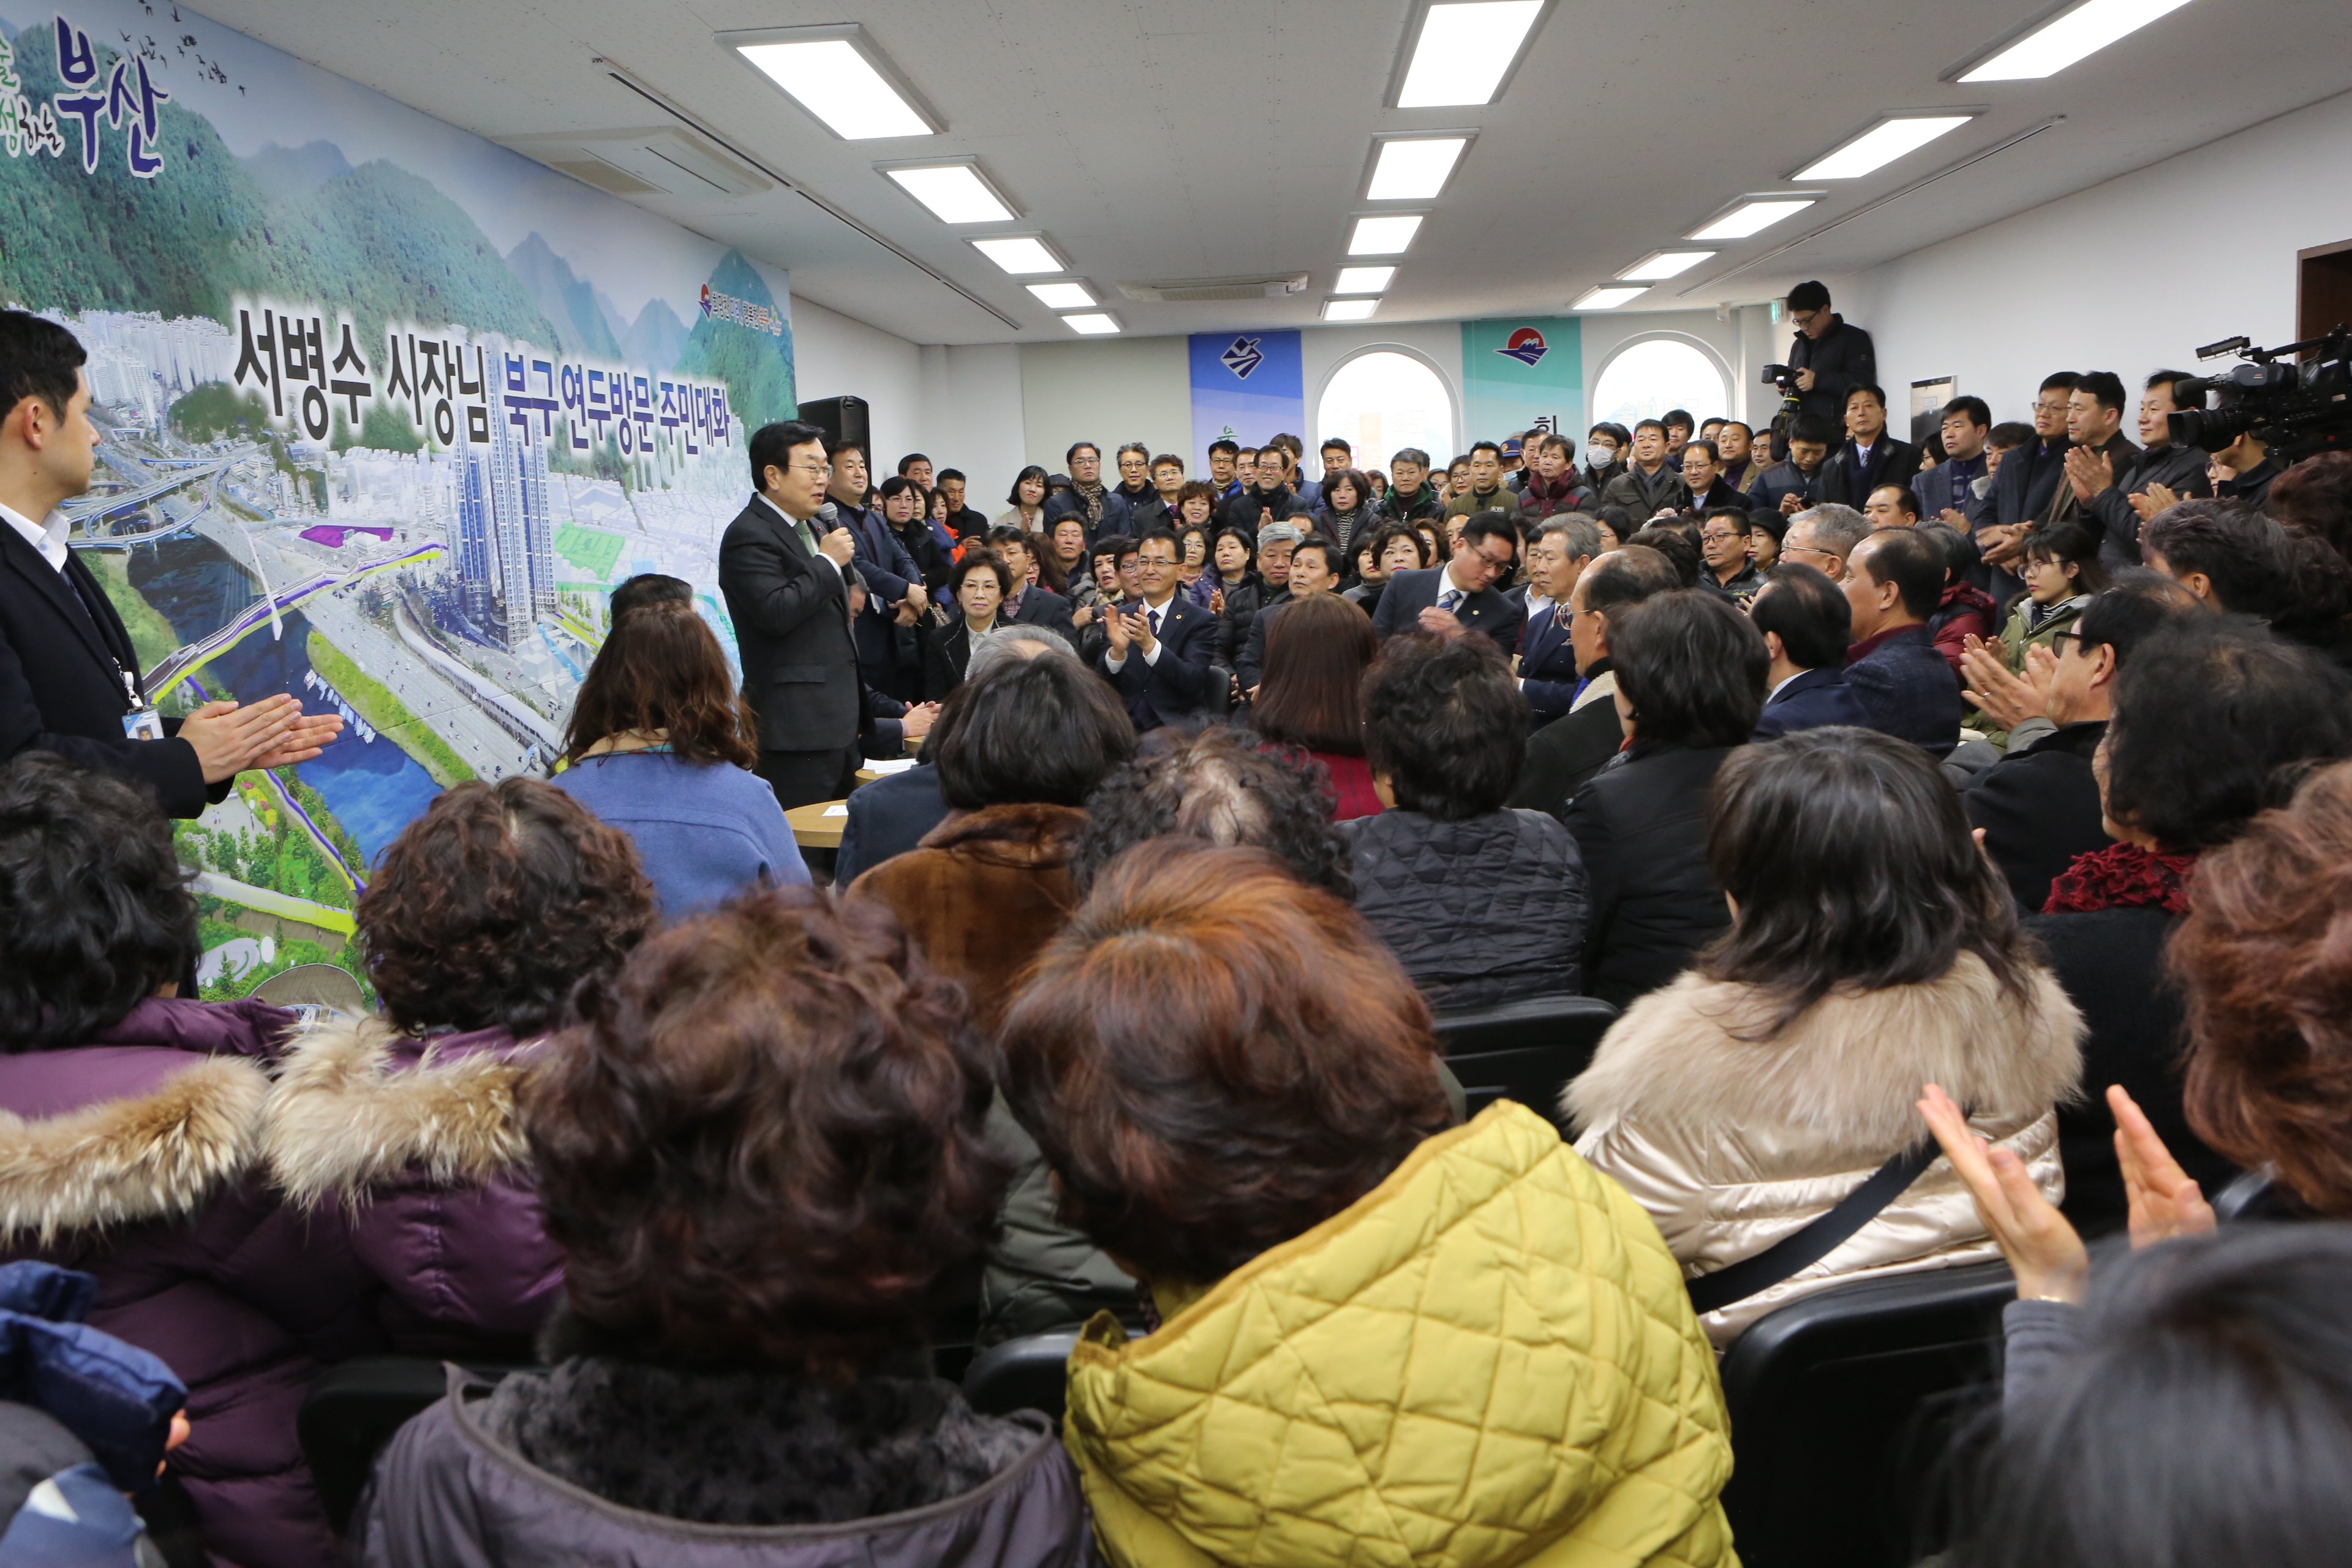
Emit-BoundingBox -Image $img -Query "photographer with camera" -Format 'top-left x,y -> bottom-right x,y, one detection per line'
1778,281 -> 1877,431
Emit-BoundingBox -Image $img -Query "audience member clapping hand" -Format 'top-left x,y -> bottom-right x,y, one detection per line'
1956,635 -> 2057,729
1920,1080 -> 2216,1305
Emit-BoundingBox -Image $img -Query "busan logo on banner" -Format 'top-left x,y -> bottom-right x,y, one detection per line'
1220,335 -> 1265,380
1496,327 -> 1548,369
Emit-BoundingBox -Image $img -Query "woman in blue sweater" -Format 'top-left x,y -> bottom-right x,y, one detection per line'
552,589 -> 806,916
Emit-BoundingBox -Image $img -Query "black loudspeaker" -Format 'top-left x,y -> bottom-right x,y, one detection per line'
797,395 -> 870,451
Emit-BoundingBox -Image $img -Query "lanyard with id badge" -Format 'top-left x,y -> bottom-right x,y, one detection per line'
118,669 -> 163,742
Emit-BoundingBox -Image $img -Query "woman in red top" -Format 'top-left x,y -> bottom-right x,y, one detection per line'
1250,594 -> 1383,821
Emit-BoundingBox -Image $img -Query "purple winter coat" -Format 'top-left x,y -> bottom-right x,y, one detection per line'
0,998 -> 380,1568
261,1017 -> 565,1361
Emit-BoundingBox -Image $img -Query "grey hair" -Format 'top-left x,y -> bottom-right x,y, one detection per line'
1789,503 -> 1870,558
1540,514 -> 1604,562
1257,520 -> 1304,551
967,624 -> 1077,684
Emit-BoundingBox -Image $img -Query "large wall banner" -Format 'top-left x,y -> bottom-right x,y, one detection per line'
1189,330 -> 1304,458
0,1 -> 796,998
1461,317 -> 1585,449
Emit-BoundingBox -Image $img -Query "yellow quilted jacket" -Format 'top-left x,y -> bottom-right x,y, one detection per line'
1062,1101 -> 1738,1568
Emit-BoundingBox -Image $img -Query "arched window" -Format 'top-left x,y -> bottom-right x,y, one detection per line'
1314,350 -> 1455,477
1589,339 -> 1729,431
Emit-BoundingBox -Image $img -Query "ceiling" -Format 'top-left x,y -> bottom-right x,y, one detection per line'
194,0 -> 2352,345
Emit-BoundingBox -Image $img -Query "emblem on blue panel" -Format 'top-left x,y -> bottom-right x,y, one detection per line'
1221,336 -> 1265,380
1498,327 -> 1548,368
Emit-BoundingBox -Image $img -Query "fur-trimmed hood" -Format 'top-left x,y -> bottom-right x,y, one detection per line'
262,1015 -> 533,1206
1566,950 -> 2084,1152
0,998 -> 291,1243
914,802 -> 1087,867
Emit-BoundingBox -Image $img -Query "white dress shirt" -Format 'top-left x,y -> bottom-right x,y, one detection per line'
0,499 -> 69,575
1104,592 -> 1177,671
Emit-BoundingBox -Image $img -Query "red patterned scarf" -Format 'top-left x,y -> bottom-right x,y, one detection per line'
2042,841 -> 2199,915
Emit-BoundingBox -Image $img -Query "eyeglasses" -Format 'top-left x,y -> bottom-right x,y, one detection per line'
1699,530 -> 1744,545
1782,543 -> 1839,563
786,462 -> 832,478
1468,547 -> 1514,575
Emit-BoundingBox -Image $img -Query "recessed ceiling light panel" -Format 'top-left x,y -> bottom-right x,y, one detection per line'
1322,300 -> 1379,322
1617,251 -> 1714,281
882,162 -> 1015,224
1961,0 -> 2196,80
1348,214 -> 1425,255
1062,312 -> 1121,335
1688,197 -> 1819,241
1365,135 -> 1471,202
1332,266 -> 1396,295
720,27 -> 941,140
1393,0 -> 1547,108
970,235 -> 1065,275
1574,286 -> 1645,311
1794,114 -> 1975,179
1026,281 -> 1096,309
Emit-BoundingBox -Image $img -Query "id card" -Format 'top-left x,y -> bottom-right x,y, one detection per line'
123,708 -> 164,742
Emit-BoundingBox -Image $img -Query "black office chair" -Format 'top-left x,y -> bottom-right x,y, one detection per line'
1715,1260 -> 2015,1568
298,1357 -> 520,1534
1432,995 -> 1619,1126
962,1332 -> 1078,1423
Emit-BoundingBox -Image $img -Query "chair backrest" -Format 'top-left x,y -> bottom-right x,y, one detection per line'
962,1332 -> 1078,1423
1433,995 -> 1619,1126
1714,1259 -> 2015,1568
298,1357 -> 519,1534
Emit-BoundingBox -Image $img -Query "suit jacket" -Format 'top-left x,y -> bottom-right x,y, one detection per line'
1005,584 -> 1078,647
0,527 -> 213,818
1977,435 -> 2071,594
718,495 -> 862,754
2043,431 -> 2138,536
1043,485 -> 1135,544
1845,625 -> 1961,758
1753,666 -> 1874,740
1507,665 -> 1622,818
1750,461 -> 1820,518
829,501 -> 920,685
1566,742 -> 1736,1009
1515,598 -> 1580,726
1817,435 -> 1923,508
1962,719 -> 2109,915
1371,567 -> 1521,659
1096,594 -> 1216,731
1235,598 -> 1285,695
832,761 -> 951,887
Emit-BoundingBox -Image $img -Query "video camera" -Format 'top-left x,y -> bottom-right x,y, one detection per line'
2168,325 -> 2350,464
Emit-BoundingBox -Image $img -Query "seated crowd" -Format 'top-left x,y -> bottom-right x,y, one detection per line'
10,337 -> 2352,1564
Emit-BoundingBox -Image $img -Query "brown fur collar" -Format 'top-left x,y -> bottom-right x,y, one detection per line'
1565,952 -> 2084,1150
0,1057 -> 269,1242
262,1016 -> 530,1205
916,803 -> 1088,865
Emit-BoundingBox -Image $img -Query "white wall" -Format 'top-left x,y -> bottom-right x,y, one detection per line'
1017,336 -> 1193,478
1844,88 -> 2352,424
790,296 -> 924,470
918,343 -> 1027,513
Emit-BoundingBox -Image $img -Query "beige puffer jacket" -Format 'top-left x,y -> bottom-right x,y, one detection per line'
1564,951 -> 2084,1346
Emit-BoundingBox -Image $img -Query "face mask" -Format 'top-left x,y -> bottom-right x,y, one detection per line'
1583,444 -> 1613,470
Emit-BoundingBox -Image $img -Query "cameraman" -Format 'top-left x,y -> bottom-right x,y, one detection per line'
1784,281 -> 1877,430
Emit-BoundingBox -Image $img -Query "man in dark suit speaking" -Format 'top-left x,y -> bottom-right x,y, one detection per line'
719,420 -> 865,809
0,312 -> 339,817
1371,510 -> 1521,658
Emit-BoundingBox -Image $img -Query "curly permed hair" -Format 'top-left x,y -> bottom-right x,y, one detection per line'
523,885 -> 1011,1376
358,777 -> 656,1036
